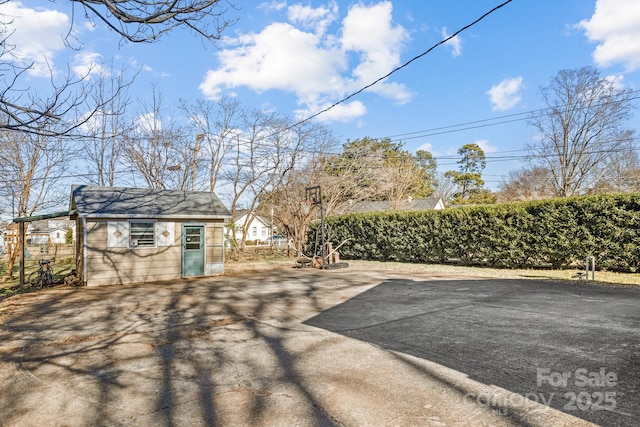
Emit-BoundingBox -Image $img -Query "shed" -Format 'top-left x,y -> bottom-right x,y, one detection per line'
70,185 -> 231,286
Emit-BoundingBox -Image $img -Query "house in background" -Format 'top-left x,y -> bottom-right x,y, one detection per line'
27,219 -> 75,246
2,223 -> 19,255
228,210 -> 272,244
70,185 -> 231,286
335,197 -> 445,215
3,219 -> 74,255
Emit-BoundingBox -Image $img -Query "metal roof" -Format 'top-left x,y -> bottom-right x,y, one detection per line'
70,185 -> 231,219
12,210 -> 72,223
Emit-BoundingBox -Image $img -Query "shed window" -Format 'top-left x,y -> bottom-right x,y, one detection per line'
130,221 -> 155,247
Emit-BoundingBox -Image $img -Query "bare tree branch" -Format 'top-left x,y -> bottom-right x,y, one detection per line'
70,0 -> 237,43
528,67 -> 636,197
0,0 -> 235,136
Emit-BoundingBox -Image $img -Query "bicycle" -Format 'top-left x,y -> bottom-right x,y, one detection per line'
28,259 -> 55,289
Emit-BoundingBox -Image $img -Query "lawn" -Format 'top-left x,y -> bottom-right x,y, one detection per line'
0,252 -> 76,293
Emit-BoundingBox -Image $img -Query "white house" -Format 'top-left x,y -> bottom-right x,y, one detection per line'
26,219 -> 74,245
228,210 -> 272,244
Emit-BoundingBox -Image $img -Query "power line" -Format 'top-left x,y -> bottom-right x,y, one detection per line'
380,91 -> 640,144
284,0 -> 515,128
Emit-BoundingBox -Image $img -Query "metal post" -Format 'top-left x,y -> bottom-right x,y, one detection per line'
320,204 -> 325,267
586,256 -> 595,281
19,222 -> 25,289
305,185 -> 325,268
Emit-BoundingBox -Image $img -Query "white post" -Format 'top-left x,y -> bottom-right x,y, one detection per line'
586,256 -> 595,281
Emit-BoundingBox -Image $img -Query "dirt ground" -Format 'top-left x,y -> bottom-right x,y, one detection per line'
1,262 -> 627,426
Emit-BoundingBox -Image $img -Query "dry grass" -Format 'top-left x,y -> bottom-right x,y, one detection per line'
226,257 -> 640,287
344,260 -> 640,286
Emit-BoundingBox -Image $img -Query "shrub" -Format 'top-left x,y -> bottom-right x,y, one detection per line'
308,194 -> 640,272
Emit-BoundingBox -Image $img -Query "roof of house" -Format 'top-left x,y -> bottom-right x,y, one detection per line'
336,198 -> 444,215
70,185 -> 231,219
29,219 -> 73,233
234,209 -> 272,226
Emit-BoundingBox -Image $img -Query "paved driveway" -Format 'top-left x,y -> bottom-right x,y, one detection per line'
306,276 -> 640,426
0,265 -> 637,426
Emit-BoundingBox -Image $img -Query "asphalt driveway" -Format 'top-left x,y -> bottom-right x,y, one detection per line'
305,276 -> 640,426
0,264 -> 637,426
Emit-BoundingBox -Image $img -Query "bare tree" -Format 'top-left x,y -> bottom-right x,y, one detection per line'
220,106 -> 337,260
223,108 -> 285,260
81,63 -> 137,186
122,87 -> 195,190
432,172 -> 456,205
258,169 -> 318,257
590,134 -> 640,194
257,131 -> 339,256
0,130 -> 72,277
497,167 -> 554,202
180,97 -> 240,191
528,66 -> 636,197
0,15 -> 134,137
0,53 -> 101,136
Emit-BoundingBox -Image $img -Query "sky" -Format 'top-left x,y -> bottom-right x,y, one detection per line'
3,0 -> 640,191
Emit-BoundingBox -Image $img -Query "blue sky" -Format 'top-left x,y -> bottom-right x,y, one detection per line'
4,0 -> 640,190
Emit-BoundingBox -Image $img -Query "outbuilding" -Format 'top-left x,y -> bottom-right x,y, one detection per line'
70,185 -> 231,286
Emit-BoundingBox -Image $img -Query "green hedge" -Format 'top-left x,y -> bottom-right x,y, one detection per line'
308,194 -> 640,272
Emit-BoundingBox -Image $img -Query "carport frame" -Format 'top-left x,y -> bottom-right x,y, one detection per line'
12,210 -> 73,288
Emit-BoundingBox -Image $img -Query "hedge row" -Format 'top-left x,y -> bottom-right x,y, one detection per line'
308,194 -> 640,272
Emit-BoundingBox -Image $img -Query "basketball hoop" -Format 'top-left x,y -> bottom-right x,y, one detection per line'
300,199 -> 312,215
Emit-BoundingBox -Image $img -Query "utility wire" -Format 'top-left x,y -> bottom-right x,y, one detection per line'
380,91 -> 640,143
285,0 -> 515,127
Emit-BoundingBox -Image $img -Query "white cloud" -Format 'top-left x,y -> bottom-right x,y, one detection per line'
135,112 -> 162,133
199,1 -> 411,122
259,1 -> 287,12
200,22 -> 345,101
604,73 -> 625,89
128,58 -> 154,73
474,139 -> 498,154
72,51 -> 104,78
578,0 -> 640,71
416,142 -> 433,152
441,27 -> 462,57
486,77 -> 523,111
0,1 -> 69,77
295,100 -> 366,123
341,1 -> 410,88
287,1 -> 338,35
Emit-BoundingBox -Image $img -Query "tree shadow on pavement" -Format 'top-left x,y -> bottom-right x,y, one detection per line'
0,269 -> 349,426
304,277 -> 640,427
3,269 -> 637,426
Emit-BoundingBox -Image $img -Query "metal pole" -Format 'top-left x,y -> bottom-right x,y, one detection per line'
19,222 -> 25,289
586,256 -> 595,281
320,204 -> 325,268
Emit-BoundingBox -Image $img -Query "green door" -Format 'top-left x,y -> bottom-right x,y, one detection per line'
182,225 -> 204,277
